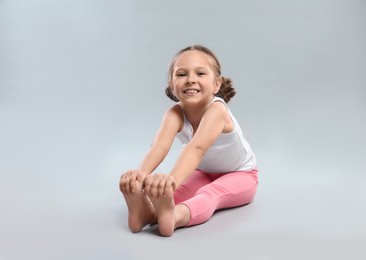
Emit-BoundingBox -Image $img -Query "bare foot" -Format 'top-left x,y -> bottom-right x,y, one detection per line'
148,188 -> 175,237
123,182 -> 156,233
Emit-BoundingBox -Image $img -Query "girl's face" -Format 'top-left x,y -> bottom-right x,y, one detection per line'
170,50 -> 221,106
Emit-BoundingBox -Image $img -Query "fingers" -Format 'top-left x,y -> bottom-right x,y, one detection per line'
119,170 -> 176,198
144,174 -> 176,198
119,170 -> 146,195
166,175 -> 176,191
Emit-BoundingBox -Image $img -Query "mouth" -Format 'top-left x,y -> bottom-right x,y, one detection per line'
183,89 -> 200,95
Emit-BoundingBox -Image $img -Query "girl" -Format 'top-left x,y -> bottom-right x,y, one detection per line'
119,45 -> 258,237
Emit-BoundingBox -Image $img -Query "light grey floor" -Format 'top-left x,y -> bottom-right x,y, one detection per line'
1,1 -> 365,259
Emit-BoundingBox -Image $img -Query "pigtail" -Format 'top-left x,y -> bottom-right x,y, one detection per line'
165,86 -> 179,102
216,76 -> 236,103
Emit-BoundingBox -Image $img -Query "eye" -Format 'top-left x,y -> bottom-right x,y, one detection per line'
197,71 -> 206,76
175,72 -> 186,77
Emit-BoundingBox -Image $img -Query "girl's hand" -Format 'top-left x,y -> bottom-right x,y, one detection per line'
119,169 -> 146,195
144,173 -> 176,198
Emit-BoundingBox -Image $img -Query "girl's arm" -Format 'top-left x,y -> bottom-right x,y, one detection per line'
169,101 -> 228,187
137,105 -> 183,176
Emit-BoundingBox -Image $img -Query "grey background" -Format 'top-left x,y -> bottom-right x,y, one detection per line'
1,0 -> 365,259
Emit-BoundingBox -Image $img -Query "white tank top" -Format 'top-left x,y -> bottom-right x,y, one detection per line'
176,97 -> 257,173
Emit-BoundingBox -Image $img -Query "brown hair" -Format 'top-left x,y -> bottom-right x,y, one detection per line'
165,45 -> 236,103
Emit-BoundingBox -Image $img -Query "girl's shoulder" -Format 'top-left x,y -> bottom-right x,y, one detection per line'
210,96 -> 227,108
205,98 -> 234,133
207,97 -> 229,115
163,104 -> 184,131
168,103 -> 184,118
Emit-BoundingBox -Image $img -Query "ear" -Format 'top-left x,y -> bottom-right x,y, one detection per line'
213,77 -> 222,94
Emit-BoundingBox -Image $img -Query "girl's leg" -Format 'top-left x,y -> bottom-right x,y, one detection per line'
182,169 -> 258,226
150,171 -> 212,236
148,170 -> 211,237
148,169 -> 258,236
174,170 -> 212,203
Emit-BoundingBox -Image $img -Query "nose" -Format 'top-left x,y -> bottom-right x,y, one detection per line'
186,73 -> 196,85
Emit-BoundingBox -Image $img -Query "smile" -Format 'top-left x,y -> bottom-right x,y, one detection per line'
183,89 -> 200,94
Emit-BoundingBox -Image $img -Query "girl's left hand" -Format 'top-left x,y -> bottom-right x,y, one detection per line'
144,173 -> 176,198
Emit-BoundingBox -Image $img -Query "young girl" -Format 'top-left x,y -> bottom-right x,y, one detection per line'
119,45 -> 258,237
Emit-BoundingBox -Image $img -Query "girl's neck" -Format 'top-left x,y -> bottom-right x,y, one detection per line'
180,99 -> 213,131
184,109 -> 203,131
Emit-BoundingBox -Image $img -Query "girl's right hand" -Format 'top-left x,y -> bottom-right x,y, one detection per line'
119,170 -> 146,195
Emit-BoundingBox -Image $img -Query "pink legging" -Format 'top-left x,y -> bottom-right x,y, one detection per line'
173,168 -> 258,226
